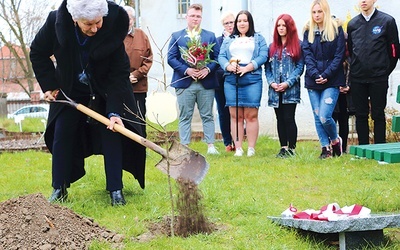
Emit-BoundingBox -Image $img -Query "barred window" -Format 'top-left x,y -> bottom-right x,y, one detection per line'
178,0 -> 190,18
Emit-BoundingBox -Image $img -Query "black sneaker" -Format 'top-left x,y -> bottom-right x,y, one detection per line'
287,148 -> 295,157
332,137 -> 343,157
276,148 -> 288,158
319,147 -> 332,159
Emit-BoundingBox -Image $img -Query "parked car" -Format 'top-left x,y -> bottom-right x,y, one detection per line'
7,104 -> 50,119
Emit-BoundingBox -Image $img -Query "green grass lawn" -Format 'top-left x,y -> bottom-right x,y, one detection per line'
1,136 -> 400,249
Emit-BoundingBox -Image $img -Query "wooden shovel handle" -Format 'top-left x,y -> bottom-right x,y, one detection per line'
76,103 -> 168,157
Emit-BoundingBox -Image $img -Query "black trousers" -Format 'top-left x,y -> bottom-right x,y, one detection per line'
351,80 -> 388,145
52,106 -> 123,191
134,92 -> 147,138
274,99 -> 297,149
333,94 -> 349,152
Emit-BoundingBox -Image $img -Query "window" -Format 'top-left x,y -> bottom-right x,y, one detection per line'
178,0 -> 190,18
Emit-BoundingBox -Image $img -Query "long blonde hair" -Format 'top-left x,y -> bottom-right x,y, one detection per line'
305,0 -> 338,43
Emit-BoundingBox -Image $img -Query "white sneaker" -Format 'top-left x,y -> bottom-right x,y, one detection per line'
207,145 -> 219,155
247,147 -> 255,157
234,147 -> 244,157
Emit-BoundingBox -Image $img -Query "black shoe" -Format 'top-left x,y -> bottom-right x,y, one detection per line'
287,148 -> 295,157
49,187 -> 68,203
332,137 -> 343,157
319,147 -> 332,159
276,148 -> 295,158
110,190 -> 126,206
276,148 -> 288,158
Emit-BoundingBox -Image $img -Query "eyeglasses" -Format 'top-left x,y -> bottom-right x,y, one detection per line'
223,21 -> 234,26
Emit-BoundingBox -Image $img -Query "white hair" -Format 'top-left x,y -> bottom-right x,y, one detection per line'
123,5 -> 135,18
67,0 -> 108,21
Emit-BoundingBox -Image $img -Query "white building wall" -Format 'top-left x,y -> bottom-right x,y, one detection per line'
140,0 -> 400,138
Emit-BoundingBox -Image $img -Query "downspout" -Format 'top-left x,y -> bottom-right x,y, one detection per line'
243,0 -> 249,10
135,0 -> 139,28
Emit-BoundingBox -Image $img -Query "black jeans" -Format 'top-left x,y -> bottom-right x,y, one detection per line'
215,86 -> 232,146
333,94 -> 349,152
274,99 -> 297,149
351,80 -> 388,145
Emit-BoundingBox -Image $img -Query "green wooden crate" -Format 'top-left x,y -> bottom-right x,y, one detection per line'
384,150 -> 400,163
365,143 -> 400,159
397,85 -> 400,104
392,116 -> 400,132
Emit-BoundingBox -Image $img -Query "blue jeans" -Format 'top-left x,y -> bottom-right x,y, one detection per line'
308,87 -> 340,148
176,82 -> 215,145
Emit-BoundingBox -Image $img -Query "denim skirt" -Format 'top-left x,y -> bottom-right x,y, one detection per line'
223,73 -> 262,108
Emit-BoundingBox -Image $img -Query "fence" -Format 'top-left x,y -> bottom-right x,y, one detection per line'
1,91 -> 46,117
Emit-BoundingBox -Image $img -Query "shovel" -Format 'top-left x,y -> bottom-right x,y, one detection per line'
51,90 -> 209,184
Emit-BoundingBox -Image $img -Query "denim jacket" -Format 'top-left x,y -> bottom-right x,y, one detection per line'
218,33 -> 268,82
265,44 -> 304,107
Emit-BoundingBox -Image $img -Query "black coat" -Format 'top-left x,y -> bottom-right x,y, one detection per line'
30,0 -> 146,188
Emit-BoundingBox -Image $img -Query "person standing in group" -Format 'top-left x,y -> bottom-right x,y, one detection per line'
347,0 -> 399,145
302,0 -> 346,159
123,5 -> 153,137
168,3 -> 220,154
218,10 -> 268,157
215,11 -> 236,152
29,0 -> 147,206
265,14 -> 304,158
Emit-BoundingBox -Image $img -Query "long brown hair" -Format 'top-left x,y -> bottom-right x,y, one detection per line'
269,14 -> 301,62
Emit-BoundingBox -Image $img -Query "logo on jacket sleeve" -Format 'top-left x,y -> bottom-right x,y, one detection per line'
372,26 -> 383,35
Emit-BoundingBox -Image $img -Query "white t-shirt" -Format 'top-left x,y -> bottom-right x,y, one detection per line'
229,36 -> 255,64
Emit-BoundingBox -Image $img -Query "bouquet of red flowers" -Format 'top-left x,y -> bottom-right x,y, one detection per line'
179,27 -> 216,69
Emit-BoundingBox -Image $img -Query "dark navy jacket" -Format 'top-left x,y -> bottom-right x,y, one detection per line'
167,28 -> 220,89
302,26 -> 346,90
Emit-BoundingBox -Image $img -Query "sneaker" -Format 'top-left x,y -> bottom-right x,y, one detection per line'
319,147 -> 332,159
276,148 -> 288,158
287,148 -> 295,157
247,147 -> 255,157
225,144 -> 235,152
276,148 -> 295,158
332,137 -> 343,157
207,145 -> 220,155
234,147 -> 244,157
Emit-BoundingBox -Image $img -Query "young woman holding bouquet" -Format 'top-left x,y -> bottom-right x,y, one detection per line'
265,14 -> 304,158
218,10 -> 268,157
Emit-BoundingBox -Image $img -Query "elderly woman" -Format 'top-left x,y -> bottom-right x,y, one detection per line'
30,0 -> 146,206
215,11 -> 236,152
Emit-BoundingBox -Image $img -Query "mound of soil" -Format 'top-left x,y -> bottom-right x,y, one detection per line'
0,193 -> 123,249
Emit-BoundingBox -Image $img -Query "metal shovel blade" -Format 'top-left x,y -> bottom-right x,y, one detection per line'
155,140 -> 209,184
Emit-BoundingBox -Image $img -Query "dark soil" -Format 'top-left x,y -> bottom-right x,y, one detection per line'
0,193 -> 124,250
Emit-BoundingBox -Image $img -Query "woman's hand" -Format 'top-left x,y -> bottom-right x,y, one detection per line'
107,116 -> 124,131
272,82 -> 289,92
237,63 -> 254,77
44,90 -> 59,102
315,75 -> 328,84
